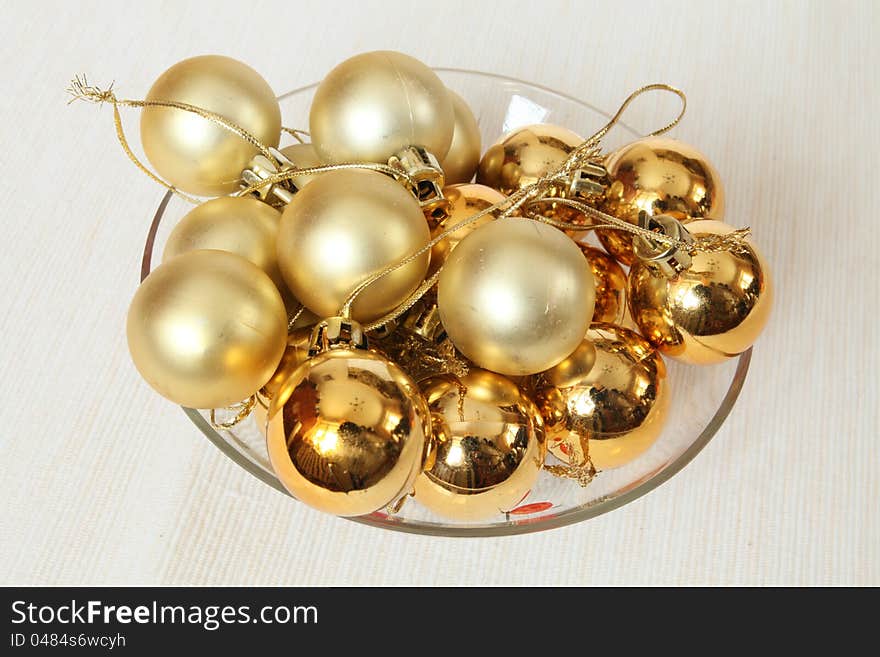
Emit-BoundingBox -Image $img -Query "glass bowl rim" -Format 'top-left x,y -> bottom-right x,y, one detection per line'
141,67 -> 751,537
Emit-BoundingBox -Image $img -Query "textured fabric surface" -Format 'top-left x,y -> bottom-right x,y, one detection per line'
1,0 -> 876,586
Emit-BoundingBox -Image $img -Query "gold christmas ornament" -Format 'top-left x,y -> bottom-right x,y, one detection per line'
279,142 -> 323,187
600,137 -> 725,264
413,369 -> 546,520
309,51 -> 454,164
534,323 -> 670,471
429,183 -> 507,275
579,244 -> 627,324
440,90 -> 481,184
266,319 -> 428,516
140,55 -> 281,197
438,217 -> 595,376
252,327 -> 313,433
276,168 -> 431,322
628,218 -> 772,364
127,250 -> 287,409
162,196 -> 286,293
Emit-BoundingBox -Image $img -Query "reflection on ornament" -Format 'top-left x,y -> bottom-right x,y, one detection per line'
140,55 -> 281,196
534,323 -> 670,470
628,219 -> 772,364
266,346 -> 428,516
600,138 -> 724,264
413,369 -> 545,520
579,244 -> 627,324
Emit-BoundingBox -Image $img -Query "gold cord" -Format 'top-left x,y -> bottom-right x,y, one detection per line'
209,395 -> 257,429
281,127 -> 310,143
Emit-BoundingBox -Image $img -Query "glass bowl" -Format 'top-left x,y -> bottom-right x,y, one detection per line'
141,69 -> 750,537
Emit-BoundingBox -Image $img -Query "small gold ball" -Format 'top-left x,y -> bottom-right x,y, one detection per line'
440,90 -> 481,184
127,250 -> 287,409
162,196 -> 286,293
276,168 -> 431,322
266,349 -> 428,516
534,323 -> 670,470
413,369 -> 546,520
279,142 -> 323,188
429,183 -> 507,276
252,327 -> 313,434
579,245 -> 627,324
600,138 -> 724,264
628,219 -> 772,364
438,217 -> 595,376
140,55 -> 281,197
309,51 -> 454,164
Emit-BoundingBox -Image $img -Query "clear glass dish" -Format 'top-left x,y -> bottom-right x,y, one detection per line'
141,69 -> 750,537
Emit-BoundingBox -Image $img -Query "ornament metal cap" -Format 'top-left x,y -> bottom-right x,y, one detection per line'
632,212 -> 695,277
241,147 -> 299,207
388,146 -> 449,224
308,316 -> 369,356
401,296 -> 446,343
567,162 -> 609,201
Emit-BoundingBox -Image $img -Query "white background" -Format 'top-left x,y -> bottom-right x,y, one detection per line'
1,0 -> 876,585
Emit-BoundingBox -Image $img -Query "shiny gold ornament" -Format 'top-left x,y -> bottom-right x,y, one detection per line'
276,168 -> 431,322
534,323 -> 670,470
252,327 -> 312,433
600,138 -> 725,264
279,142 -> 323,188
628,219 -> 772,364
438,217 -> 594,376
579,244 -> 627,324
266,346 -> 428,516
127,250 -> 287,409
440,90 -> 481,184
429,183 -> 507,275
140,55 -> 281,197
309,51 -> 454,164
162,196 -> 286,292
413,369 -> 545,520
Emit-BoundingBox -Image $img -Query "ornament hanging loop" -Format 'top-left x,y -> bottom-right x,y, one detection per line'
633,212 -> 695,277
309,317 -> 369,356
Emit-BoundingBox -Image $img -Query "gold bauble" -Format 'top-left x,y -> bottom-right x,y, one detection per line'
140,55 -> 281,197
437,217 -> 594,376
534,323 -> 670,470
429,183 -> 507,276
413,369 -> 545,520
579,245 -> 627,324
476,123 -> 585,224
309,51 -> 454,164
252,327 -> 312,433
162,196 -> 285,292
279,143 -> 323,187
266,348 -> 428,516
277,169 -> 431,322
127,250 -> 287,409
600,138 -> 725,264
628,220 -> 772,364
440,90 -> 481,184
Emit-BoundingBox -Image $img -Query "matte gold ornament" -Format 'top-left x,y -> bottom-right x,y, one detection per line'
600,138 -> 724,264
534,323 -> 670,470
140,55 -> 282,197
162,196 -> 286,292
309,51 -> 454,164
266,320 -> 428,516
628,218 -> 772,364
127,250 -> 287,409
440,90 -> 481,184
276,168 -> 431,322
579,244 -> 627,324
429,183 -> 507,275
413,369 -> 545,520
438,217 -> 594,376
279,142 -> 323,187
